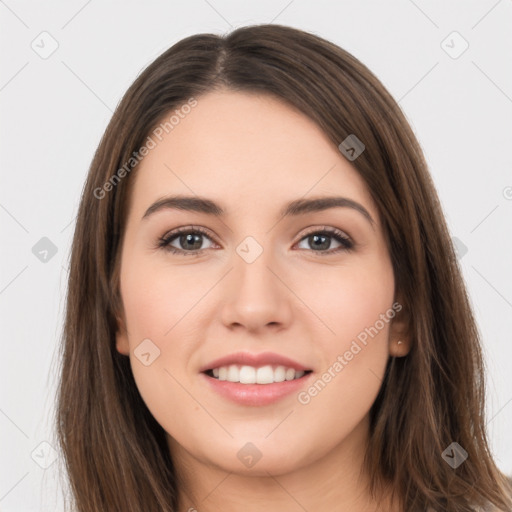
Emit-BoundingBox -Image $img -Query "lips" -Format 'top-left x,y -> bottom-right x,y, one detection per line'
199,351 -> 313,405
200,351 -> 311,373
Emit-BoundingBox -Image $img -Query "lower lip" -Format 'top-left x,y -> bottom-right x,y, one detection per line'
200,372 -> 313,406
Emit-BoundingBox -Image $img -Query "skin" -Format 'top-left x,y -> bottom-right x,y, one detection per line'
115,90 -> 410,512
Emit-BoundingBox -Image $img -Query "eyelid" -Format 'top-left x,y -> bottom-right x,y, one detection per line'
161,225 -> 216,240
298,225 -> 351,240
157,225 -> 218,251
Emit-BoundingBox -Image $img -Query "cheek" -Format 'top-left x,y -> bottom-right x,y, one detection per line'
295,258 -> 394,414
118,246 -> 231,384
120,252 -> 208,345
297,253 -> 395,353
118,256 -> 202,415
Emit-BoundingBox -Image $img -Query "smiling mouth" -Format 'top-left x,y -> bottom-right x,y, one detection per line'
204,365 -> 313,385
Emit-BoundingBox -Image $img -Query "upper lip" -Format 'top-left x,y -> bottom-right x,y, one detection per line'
200,351 -> 311,372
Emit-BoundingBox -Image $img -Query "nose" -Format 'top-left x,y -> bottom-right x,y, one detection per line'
220,245 -> 293,334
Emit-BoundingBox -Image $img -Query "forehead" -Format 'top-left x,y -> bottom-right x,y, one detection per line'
129,90 -> 378,222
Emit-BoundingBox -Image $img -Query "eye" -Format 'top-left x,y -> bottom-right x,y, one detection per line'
295,227 -> 354,255
157,226 -> 354,256
157,226 -> 216,256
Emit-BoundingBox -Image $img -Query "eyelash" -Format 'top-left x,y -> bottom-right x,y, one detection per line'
156,225 -> 355,257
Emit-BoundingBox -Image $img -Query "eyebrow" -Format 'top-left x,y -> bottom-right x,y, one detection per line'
142,195 -> 375,227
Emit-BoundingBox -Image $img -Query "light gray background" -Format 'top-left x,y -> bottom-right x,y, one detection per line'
1,1 -> 511,510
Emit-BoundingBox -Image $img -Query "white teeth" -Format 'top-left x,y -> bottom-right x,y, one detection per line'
274,366 -> 286,382
239,365 -> 256,384
208,364 -> 308,384
256,365 -> 274,384
227,364 -> 239,382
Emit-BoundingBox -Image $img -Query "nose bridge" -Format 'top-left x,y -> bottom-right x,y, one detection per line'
220,232 -> 292,330
232,233 -> 278,295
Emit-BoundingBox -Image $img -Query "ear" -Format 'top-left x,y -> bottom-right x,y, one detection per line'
387,298 -> 411,358
115,310 -> 130,356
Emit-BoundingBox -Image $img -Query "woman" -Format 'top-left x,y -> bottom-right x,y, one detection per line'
55,24 -> 512,511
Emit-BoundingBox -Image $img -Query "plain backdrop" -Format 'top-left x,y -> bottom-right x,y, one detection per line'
1,1 -> 511,510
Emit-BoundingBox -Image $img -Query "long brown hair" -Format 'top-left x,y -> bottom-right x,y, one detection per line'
54,24 -> 512,511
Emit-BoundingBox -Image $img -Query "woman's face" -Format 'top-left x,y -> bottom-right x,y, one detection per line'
116,90 -> 405,476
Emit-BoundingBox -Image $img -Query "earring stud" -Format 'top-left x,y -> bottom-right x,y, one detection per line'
397,340 -> 403,345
